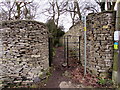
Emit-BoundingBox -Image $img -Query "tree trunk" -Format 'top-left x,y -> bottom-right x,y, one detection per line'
111,2 -> 116,10
16,2 -> 22,19
100,2 -> 105,11
56,1 -> 60,28
75,0 -> 81,20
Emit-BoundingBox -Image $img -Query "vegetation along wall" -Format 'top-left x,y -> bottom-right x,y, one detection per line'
0,20 -> 49,87
63,11 -> 116,77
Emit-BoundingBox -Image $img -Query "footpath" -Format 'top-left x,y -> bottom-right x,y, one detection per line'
44,47 -> 79,88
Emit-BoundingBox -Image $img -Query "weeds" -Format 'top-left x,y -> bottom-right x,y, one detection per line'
97,77 -> 113,87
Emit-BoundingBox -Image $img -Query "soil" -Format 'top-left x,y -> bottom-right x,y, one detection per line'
44,47 -> 73,88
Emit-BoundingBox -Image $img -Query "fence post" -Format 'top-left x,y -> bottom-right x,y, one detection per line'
49,37 -> 53,67
79,36 -> 81,65
64,36 -> 66,60
67,36 -> 69,67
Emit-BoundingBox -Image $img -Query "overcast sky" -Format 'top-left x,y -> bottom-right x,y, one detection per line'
34,0 -> 73,32
35,0 -> 73,32
35,0 -> 117,32
33,0 -> 101,32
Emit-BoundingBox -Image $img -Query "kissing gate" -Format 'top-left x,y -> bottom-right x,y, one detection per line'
63,35 -> 81,67
48,35 -> 81,67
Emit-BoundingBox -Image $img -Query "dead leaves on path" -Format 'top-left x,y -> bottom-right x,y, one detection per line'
71,66 -> 100,87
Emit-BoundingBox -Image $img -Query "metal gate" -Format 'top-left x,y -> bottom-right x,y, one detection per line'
63,35 -> 81,67
49,37 -> 53,67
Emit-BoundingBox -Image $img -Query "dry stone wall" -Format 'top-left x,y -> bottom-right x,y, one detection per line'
0,20 -> 49,87
63,11 -> 116,77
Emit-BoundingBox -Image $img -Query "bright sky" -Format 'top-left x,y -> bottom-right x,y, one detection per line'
34,0 -> 100,32
34,0 -> 73,32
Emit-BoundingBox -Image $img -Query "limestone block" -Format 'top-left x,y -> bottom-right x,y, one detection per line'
0,20 -> 49,87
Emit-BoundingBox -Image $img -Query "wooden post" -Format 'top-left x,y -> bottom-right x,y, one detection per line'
117,1 -> 120,86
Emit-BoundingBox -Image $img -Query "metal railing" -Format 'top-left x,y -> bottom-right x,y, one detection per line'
63,35 -> 81,67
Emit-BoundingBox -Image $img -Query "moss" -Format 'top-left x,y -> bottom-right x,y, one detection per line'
113,51 -> 118,71
52,48 -> 56,57
91,69 -> 98,76
30,84 -> 38,88
99,72 -> 108,78
30,67 -> 53,88
97,77 -> 113,87
39,67 -> 52,80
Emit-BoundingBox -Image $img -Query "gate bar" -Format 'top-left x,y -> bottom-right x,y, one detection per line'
64,36 -> 66,63
67,36 -> 69,67
79,36 -> 81,64
49,37 -> 53,67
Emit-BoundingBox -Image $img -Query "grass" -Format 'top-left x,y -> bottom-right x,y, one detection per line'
97,77 -> 113,87
31,67 -> 53,88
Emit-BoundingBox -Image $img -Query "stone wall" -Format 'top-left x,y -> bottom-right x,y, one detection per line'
63,11 -> 116,77
0,20 -> 49,87
62,21 -> 84,62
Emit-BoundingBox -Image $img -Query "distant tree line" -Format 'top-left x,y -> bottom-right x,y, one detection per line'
46,19 -> 65,47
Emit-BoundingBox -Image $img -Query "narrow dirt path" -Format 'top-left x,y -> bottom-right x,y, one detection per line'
44,47 -> 72,88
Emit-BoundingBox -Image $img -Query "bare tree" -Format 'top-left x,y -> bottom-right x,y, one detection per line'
95,0 -> 105,11
42,0 -> 68,27
74,0 -> 81,20
95,0 -> 116,11
68,1 -> 76,25
41,0 -> 99,26
107,1 -> 116,10
66,0 -> 81,25
0,0 -> 16,20
0,0 -> 39,20
65,0 -> 98,25
81,1 -> 99,16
